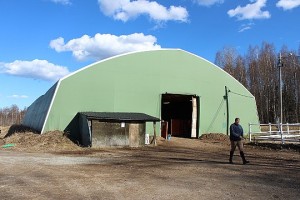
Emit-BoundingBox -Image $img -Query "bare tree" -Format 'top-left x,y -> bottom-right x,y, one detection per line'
234,55 -> 248,88
257,43 -> 277,123
215,46 -> 237,77
0,105 -> 27,126
216,42 -> 299,123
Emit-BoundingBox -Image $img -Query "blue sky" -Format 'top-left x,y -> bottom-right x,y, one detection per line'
0,0 -> 300,109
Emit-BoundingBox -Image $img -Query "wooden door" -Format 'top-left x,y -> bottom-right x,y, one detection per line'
129,123 -> 140,147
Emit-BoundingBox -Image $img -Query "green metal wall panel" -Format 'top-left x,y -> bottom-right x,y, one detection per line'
39,49 -> 259,135
22,82 -> 58,131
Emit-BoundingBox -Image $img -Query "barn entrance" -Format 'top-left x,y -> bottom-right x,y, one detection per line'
161,94 -> 199,138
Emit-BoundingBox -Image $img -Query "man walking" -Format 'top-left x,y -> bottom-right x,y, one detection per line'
229,118 -> 249,164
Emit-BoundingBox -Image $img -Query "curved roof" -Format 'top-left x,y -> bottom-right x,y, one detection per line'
61,48 -> 250,93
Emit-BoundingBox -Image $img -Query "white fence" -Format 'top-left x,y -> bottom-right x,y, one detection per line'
249,123 -> 300,144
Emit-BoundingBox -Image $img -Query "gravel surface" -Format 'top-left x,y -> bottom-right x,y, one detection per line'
0,136 -> 299,200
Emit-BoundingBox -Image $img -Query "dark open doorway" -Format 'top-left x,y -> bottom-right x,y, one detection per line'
161,93 -> 199,138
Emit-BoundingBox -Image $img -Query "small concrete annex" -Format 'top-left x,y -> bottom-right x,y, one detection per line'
76,112 -> 160,147
23,49 -> 260,147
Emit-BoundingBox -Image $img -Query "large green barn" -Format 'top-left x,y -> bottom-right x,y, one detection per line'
23,49 -> 259,146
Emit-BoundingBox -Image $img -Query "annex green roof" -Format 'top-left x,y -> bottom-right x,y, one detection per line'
23,49 -> 259,136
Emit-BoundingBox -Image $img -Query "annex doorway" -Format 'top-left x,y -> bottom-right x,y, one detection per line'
161,93 -> 199,138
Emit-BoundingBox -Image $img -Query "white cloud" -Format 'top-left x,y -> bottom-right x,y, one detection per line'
228,0 -> 270,20
0,59 -> 70,81
8,95 -> 29,99
50,33 -> 162,61
276,0 -> 300,10
238,22 -> 255,32
98,0 -> 188,22
50,0 -> 71,5
194,0 -> 224,6
238,26 -> 251,33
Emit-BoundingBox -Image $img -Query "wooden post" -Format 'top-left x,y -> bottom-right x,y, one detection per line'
280,122 -> 284,144
153,122 -> 157,146
249,123 -> 251,142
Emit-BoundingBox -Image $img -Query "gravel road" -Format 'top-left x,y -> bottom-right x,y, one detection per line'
0,137 -> 299,200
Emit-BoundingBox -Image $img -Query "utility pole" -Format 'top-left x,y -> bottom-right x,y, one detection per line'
224,86 -> 229,135
277,53 -> 283,127
277,53 -> 284,143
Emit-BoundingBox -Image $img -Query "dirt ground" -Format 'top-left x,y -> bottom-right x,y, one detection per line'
0,127 -> 300,200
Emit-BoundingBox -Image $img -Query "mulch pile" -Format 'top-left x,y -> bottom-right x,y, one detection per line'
1,125 -> 82,152
199,133 -> 230,143
2,125 -> 299,152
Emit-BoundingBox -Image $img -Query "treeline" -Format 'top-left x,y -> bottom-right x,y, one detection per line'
0,105 -> 27,126
215,42 -> 300,123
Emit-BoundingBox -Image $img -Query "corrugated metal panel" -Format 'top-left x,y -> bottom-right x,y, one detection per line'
22,82 -> 58,131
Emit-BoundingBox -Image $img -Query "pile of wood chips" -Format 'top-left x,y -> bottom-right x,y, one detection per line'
199,133 -> 230,143
1,125 -> 82,152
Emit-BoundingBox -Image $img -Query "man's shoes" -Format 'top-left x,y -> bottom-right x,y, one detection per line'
229,151 -> 234,164
240,151 -> 249,165
243,160 -> 249,165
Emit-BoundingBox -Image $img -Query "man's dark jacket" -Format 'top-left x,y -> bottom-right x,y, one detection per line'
230,123 -> 243,141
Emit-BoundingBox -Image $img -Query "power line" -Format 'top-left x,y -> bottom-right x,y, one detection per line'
228,90 -> 254,99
